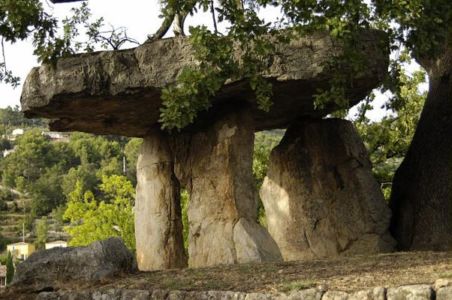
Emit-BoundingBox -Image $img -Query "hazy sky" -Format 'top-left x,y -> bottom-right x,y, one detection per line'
0,0 -> 417,121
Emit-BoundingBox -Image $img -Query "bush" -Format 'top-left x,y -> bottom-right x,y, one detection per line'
0,234 -> 11,252
0,138 -> 11,152
0,189 -> 14,202
0,199 -> 7,211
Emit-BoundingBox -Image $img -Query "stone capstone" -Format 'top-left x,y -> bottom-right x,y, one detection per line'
135,130 -> 187,271
260,119 -> 395,261
171,110 -> 282,267
20,31 -> 387,137
12,238 -> 136,290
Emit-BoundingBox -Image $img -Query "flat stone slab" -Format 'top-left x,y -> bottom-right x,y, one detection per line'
21,31 -> 387,136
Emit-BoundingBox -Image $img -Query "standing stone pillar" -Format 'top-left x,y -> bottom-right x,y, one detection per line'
183,110 -> 282,268
135,130 -> 187,271
260,119 -> 395,261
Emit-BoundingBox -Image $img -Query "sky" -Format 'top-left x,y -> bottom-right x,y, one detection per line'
0,0 -> 172,108
0,0 -> 422,121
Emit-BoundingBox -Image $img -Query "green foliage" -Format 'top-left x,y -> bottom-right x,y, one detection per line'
1,129 -> 56,188
0,188 -> 14,211
0,188 -> 14,202
253,131 -> 283,188
159,2 -> 277,130
30,166 -> 66,216
124,138 -> 142,185
180,189 -> 189,251
158,0 -> 381,129
0,234 -> 10,252
253,130 -> 283,226
63,175 -> 135,250
0,106 -> 46,129
61,164 -> 98,199
375,0 -> 452,60
0,1 -> 137,86
5,251 -> 14,285
0,129 -> 73,216
50,205 -> 66,229
0,138 -> 11,152
354,68 -> 426,199
35,217 -> 48,249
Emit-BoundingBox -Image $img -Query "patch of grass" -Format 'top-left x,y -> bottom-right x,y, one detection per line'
279,280 -> 316,293
438,271 -> 452,278
160,277 -> 196,290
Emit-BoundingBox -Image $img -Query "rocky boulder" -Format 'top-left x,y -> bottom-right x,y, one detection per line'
12,238 -> 136,290
170,110 -> 282,268
20,31 -> 387,137
260,119 -> 395,260
135,131 -> 187,271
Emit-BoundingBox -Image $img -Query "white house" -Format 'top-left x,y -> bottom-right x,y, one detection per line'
42,131 -> 69,142
2,148 -> 15,158
45,240 -> 68,250
7,242 -> 35,260
11,128 -> 24,136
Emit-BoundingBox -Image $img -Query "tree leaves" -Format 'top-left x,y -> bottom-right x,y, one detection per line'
63,175 -> 135,251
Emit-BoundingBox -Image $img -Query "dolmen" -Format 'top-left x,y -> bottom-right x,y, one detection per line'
20,30 -> 395,271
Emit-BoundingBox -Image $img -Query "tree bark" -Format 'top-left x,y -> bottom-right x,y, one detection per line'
147,13 -> 175,41
390,44 -> 452,250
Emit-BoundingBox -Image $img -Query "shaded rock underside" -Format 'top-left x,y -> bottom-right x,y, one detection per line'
20,31 -> 387,137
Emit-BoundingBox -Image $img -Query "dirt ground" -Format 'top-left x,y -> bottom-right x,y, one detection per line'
3,251 -> 452,297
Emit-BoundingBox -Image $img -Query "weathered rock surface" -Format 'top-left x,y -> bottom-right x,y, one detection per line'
386,285 -> 433,300
260,119 -> 395,261
175,110 -> 282,267
21,31 -> 387,137
437,286 -> 452,300
348,288 -> 386,300
135,131 -> 187,271
12,238 -> 136,290
16,283 -> 452,300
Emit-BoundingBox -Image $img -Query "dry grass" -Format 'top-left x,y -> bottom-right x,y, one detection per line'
2,250 -> 452,298
102,251 -> 452,293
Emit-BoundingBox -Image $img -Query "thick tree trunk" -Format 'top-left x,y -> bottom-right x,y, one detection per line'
390,44 -> 452,250
135,130 -> 187,270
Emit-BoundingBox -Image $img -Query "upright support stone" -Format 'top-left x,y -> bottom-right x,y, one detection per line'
260,119 -> 395,261
135,130 -> 187,271
181,110 -> 282,268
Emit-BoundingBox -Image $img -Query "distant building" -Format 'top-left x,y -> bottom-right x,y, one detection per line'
11,129 -> 24,136
7,242 -> 35,261
0,264 -> 6,287
6,128 -> 24,141
45,240 -> 68,250
41,131 -> 69,142
2,148 -> 15,157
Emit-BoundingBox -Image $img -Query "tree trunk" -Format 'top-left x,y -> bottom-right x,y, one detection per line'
390,44 -> 452,250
